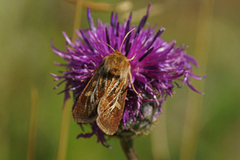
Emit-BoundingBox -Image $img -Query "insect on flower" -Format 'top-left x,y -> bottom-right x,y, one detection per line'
52,4 -> 204,147
72,28 -> 139,135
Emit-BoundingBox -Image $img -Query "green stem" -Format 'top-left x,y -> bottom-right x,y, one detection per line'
66,0 -> 113,11
120,138 -> 139,160
27,86 -> 39,160
57,1 -> 83,160
56,98 -> 72,160
72,0 -> 83,41
179,0 -> 214,160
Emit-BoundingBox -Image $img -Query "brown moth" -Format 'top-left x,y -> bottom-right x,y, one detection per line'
72,28 -> 138,135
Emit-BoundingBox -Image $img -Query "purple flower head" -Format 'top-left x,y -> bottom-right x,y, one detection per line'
52,4 -> 203,147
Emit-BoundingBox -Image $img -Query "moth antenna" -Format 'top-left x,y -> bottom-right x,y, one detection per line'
120,28 -> 136,51
128,71 -> 140,95
127,54 -> 136,62
97,42 -> 115,52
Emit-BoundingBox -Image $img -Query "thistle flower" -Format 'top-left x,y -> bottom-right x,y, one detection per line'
51,4 -> 203,148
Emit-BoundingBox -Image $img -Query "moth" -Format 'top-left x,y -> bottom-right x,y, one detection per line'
72,28 -> 138,135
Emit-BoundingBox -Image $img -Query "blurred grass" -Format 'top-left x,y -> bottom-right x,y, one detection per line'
27,87 -> 39,160
0,0 -> 240,160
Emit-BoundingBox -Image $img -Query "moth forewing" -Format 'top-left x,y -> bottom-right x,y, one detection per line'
96,76 -> 128,135
72,65 -> 104,123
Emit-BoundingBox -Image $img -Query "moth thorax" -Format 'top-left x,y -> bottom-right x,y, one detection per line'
104,51 -> 130,79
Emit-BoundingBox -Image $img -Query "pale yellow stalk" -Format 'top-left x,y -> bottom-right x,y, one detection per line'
179,0 -> 215,160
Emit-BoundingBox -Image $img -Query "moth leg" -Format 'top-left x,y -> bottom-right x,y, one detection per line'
128,71 -> 139,95
121,86 -> 128,95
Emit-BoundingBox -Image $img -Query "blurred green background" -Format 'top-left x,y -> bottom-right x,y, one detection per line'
1,0 -> 239,160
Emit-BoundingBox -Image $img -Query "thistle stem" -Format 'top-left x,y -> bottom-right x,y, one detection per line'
120,138 -> 139,160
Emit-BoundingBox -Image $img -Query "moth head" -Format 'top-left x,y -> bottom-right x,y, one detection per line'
101,28 -> 136,79
104,51 -> 130,78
